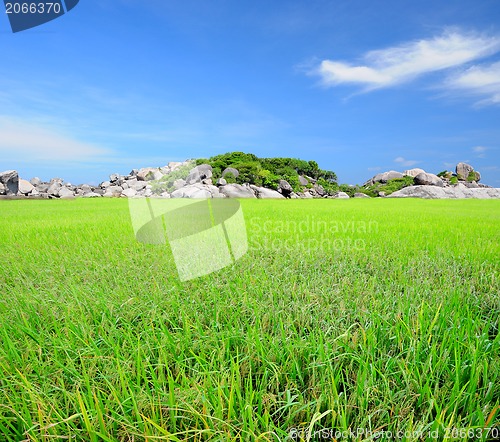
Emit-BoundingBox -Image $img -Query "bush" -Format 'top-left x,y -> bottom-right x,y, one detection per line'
450,176 -> 458,185
362,176 -> 414,196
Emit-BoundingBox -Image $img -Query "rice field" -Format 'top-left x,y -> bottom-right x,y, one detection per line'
0,198 -> 499,441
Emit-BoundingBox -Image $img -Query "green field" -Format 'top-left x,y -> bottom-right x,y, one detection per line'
0,198 -> 499,441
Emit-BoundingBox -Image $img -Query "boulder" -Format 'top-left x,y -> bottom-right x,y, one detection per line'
414,172 -> 444,187
47,182 -> 62,197
30,177 -> 42,186
173,179 -> 186,190
250,185 -> 285,199
314,184 -> 326,196
103,186 -> 123,197
121,188 -> 138,198
298,175 -> 309,186
81,192 -> 101,198
222,167 -> 239,178
171,184 -> 213,199
219,183 -> 256,198
388,184 -> 500,199
0,182 -> 5,195
167,161 -> 184,171
301,192 -> 313,199
403,168 -> 426,177
137,168 -> 163,181
109,173 -> 120,183
18,179 -> 34,195
186,164 -> 212,184
58,187 -> 75,199
456,162 -> 474,180
335,192 -> 350,199
278,180 -> 293,197
130,181 -> 148,191
354,192 -> 370,198
365,171 -> 403,185
0,170 -> 19,195
216,178 -> 227,186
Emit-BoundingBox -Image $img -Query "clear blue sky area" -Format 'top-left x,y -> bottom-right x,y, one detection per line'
1,0 -> 499,186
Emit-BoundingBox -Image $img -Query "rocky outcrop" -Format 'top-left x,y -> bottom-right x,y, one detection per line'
250,185 -> 285,199
0,170 -> 19,196
403,168 -> 425,177
389,184 -> 500,199
219,184 -> 256,198
365,170 -> 403,185
414,172 -> 444,187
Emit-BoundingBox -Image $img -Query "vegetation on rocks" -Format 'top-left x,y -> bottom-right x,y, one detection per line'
196,151 -> 337,190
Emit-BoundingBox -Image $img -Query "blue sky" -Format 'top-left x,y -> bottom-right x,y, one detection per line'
1,0 -> 499,186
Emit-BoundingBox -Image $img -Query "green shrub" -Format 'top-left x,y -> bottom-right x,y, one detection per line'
450,176 -> 458,185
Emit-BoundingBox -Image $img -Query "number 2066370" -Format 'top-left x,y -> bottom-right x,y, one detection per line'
5,3 -> 62,14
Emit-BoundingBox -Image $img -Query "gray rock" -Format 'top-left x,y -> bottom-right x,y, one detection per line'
101,181 -> 111,189
130,181 -> 148,191
129,169 -> 139,177
186,164 -> 213,184
137,167 -> 163,181
30,177 -> 42,186
18,179 -> 34,195
278,180 -> 293,197
403,168 -> 425,177
173,179 -> 186,190
250,185 -> 285,199
216,178 -> 227,186
298,175 -> 309,186
47,182 -> 62,197
219,183 -> 256,198
30,188 -> 40,197
302,192 -> 313,199
314,184 -> 326,196
109,173 -> 120,183
167,161 -> 185,171
456,162 -> 474,180
81,192 -> 101,198
171,184 -> 212,199
365,170 -> 404,185
389,184 -> 500,199
0,182 -> 5,195
335,192 -> 350,199
103,186 -> 123,197
414,172 -> 444,187
0,170 -> 19,195
121,188 -> 138,198
36,183 -> 49,193
58,187 -> 75,199
222,167 -> 239,178
354,192 -> 370,198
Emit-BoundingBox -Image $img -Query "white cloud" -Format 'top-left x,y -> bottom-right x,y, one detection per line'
0,117 -> 112,163
446,62 -> 500,106
472,145 -> 488,158
367,166 -> 382,171
314,30 -> 500,91
394,156 -> 419,167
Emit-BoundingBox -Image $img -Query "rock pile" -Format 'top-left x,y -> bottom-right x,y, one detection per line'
0,162 -> 349,200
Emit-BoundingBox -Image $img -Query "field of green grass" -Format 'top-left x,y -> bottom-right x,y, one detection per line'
0,198 -> 499,441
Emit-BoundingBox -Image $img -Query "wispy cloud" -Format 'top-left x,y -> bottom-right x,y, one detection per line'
472,145 -> 488,158
445,61 -> 500,106
394,156 -> 419,167
0,117 -> 113,163
313,30 -> 500,91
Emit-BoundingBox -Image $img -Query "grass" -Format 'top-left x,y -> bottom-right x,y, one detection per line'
0,198 -> 499,441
